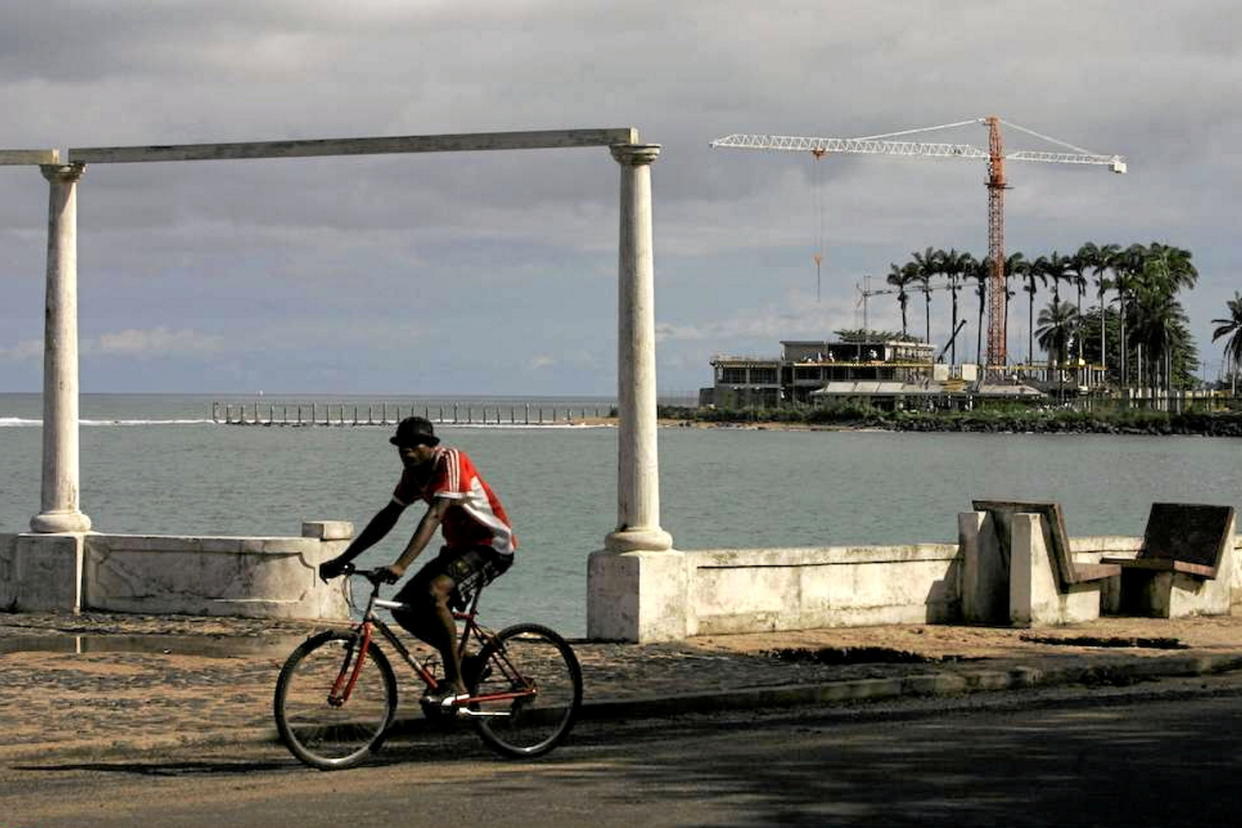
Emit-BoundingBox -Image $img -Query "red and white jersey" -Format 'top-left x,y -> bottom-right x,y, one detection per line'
391,446 -> 516,556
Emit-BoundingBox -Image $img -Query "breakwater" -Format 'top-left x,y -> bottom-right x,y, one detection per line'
212,401 -> 614,427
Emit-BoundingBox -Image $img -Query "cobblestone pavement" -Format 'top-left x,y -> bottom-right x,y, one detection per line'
2,610 -> 1241,757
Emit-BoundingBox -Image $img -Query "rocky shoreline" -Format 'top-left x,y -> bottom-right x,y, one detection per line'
658,407 -> 1242,437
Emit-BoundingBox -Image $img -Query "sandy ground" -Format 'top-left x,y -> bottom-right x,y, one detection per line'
2,609 -> 1240,759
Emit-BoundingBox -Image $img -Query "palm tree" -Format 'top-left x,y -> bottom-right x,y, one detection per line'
941,249 -> 972,364
1072,243 -> 1104,367
1078,242 -> 1119,376
1040,251 -> 1072,307
1036,299 -> 1078,368
1128,243 -> 1195,391
1067,249 -> 1089,357
1114,243 -> 1148,388
1141,242 -> 1198,296
1130,285 -> 1188,391
967,256 -> 989,365
1211,291 -> 1242,395
910,246 -> 942,344
1004,252 -> 1028,365
1076,305 -> 1120,369
1019,255 -> 1045,363
886,262 -> 918,338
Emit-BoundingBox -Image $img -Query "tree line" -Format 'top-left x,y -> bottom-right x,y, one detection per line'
883,243 -> 1241,391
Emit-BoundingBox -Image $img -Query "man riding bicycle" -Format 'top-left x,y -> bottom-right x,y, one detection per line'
319,416 -> 515,707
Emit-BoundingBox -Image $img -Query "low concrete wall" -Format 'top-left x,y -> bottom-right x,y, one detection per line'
8,518 -> 1238,635
1,521 -> 351,621
589,542 -> 962,641
686,544 -> 961,635
589,525 -> 1240,642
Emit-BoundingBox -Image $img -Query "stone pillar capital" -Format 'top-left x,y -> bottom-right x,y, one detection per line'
39,162 -> 86,184
610,143 -> 661,166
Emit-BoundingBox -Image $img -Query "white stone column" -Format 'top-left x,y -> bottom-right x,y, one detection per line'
30,163 -> 91,534
588,144 -> 685,643
605,143 -> 672,554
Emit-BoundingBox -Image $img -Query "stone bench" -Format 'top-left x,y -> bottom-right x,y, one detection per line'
961,500 -> 1120,627
1102,503 -> 1236,618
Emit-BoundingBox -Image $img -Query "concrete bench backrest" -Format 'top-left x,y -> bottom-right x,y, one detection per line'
972,500 -> 1074,588
1140,503 -> 1235,579
971,499 -> 1123,590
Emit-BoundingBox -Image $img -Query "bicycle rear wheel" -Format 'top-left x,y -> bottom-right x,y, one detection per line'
470,623 -> 582,758
274,629 -> 398,770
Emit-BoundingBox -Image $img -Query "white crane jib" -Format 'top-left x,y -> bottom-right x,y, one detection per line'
711,117 -> 1127,374
710,118 -> 1126,172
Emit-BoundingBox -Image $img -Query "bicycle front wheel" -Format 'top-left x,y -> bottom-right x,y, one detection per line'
274,629 -> 398,770
470,623 -> 582,758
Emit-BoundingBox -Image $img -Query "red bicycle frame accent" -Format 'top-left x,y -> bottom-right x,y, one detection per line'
328,621 -> 374,706
338,575 -> 542,711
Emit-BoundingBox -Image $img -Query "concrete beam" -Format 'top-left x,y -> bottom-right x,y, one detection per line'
68,128 -> 639,164
0,149 -> 60,165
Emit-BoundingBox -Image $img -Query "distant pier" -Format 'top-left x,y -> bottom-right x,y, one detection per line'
211,401 -> 614,427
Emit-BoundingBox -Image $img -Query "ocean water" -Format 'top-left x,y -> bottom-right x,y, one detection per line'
3,393 -> 1240,636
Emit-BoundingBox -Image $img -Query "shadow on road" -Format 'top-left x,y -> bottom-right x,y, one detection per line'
507,691 -> 1242,826
15,729 -> 496,777
16,759 -> 293,776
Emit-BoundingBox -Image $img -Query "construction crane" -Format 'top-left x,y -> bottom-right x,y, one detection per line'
712,117 -> 1126,376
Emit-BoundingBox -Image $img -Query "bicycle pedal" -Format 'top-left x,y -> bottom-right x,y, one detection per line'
419,695 -> 461,721
438,692 -> 471,709
422,688 -> 470,707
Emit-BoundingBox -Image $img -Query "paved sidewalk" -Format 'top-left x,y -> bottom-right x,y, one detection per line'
2,610 -> 1241,761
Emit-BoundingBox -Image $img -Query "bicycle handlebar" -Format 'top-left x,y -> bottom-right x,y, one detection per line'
338,563 -> 401,586
332,563 -> 394,615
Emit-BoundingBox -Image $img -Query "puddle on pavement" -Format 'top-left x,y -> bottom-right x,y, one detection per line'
1019,635 -> 1188,650
763,646 -> 982,665
0,633 -> 308,658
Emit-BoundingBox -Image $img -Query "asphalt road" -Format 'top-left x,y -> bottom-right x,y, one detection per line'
4,674 -> 1242,827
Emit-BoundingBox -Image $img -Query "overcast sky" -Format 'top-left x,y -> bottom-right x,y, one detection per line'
1,0 -> 1238,396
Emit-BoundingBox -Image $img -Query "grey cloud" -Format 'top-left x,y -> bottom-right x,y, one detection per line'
2,0 -> 1241,392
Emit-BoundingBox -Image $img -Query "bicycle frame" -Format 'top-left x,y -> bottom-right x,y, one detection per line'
330,572 -> 536,715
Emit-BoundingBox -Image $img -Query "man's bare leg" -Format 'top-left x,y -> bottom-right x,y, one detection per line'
400,574 -> 465,695
431,576 -> 466,694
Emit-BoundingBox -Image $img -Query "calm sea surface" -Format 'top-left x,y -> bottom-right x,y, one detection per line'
3,393 -> 1240,636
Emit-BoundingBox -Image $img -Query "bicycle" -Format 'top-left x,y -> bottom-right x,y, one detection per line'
273,564 -> 583,770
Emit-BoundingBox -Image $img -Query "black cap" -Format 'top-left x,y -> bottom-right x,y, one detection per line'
390,416 -> 440,447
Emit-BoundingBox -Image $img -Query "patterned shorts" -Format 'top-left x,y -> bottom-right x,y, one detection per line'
395,545 -> 512,610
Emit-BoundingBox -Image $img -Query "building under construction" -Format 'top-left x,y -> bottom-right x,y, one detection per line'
701,338 -> 937,409
699,337 -> 1066,410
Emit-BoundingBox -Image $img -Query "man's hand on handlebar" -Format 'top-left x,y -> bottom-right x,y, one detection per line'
376,563 -> 406,584
318,559 -> 404,585
318,558 -> 353,582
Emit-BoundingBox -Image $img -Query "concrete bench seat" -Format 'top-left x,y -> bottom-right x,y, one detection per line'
961,500 -> 1120,627
1063,560 -> 1127,582
1102,503 -> 1236,618
1109,557 -> 1218,578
